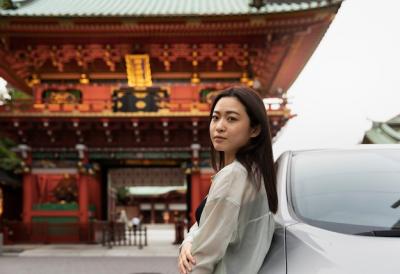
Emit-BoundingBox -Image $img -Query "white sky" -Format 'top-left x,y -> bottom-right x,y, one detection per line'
272,0 -> 400,159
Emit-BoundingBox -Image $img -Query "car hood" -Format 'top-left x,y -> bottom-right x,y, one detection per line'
286,223 -> 400,274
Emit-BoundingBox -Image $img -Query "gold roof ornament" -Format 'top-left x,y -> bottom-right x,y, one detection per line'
27,74 -> 41,87
191,72 -> 200,84
240,72 -> 249,83
125,54 -> 152,88
79,73 -> 90,84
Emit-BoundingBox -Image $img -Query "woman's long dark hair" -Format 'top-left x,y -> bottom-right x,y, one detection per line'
209,86 -> 278,213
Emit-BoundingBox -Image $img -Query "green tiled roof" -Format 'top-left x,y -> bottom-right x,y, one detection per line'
0,0 -> 338,17
388,115 -> 400,124
364,115 -> 400,144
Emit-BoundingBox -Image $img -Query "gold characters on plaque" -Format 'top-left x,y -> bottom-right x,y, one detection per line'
125,54 -> 152,88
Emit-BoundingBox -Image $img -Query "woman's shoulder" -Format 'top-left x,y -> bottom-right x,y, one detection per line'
209,160 -> 249,202
212,160 -> 247,181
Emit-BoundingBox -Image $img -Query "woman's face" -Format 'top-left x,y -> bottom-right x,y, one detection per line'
210,96 -> 259,163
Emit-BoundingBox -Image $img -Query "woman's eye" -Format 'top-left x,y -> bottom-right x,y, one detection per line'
211,115 -> 219,121
227,117 -> 237,122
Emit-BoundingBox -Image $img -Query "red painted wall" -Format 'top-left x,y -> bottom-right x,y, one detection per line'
170,85 -> 200,103
25,173 -> 101,221
81,85 -> 112,102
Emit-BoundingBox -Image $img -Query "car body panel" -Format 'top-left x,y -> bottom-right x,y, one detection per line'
258,224 -> 286,274
286,223 -> 400,274
260,145 -> 400,274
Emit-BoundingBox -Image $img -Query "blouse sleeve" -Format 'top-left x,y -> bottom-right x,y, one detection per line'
180,222 -> 199,248
190,197 -> 240,274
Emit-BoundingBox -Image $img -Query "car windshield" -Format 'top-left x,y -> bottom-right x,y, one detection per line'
290,149 -> 400,235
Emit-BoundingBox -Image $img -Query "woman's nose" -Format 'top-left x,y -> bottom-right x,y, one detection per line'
216,119 -> 226,132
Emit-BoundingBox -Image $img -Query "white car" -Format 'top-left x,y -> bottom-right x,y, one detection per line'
260,145 -> 400,274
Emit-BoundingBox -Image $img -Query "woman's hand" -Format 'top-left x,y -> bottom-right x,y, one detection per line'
178,241 -> 196,274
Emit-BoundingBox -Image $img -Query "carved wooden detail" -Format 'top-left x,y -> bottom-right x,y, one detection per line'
250,34 -> 293,93
1,33 -> 303,91
2,44 -> 133,81
0,112 -> 289,149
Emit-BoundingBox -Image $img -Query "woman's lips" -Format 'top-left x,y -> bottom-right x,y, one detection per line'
213,136 -> 226,142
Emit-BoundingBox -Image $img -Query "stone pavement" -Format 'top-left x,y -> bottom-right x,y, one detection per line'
0,257 -> 178,274
2,224 -> 183,257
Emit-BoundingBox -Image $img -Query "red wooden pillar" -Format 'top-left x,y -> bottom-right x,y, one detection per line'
190,144 -> 201,225
78,174 -> 89,224
190,170 -> 201,225
22,173 -> 34,224
20,145 -> 33,224
200,173 -> 212,199
165,200 -> 170,224
91,176 -> 102,220
76,144 -> 89,241
33,85 -> 42,104
150,201 -> 155,224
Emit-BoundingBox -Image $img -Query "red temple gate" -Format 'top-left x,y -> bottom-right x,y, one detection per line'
0,0 -> 342,243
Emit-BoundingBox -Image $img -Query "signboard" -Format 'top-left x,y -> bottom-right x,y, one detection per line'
125,54 -> 152,88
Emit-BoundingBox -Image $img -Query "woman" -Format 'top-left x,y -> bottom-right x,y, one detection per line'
178,86 -> 278,274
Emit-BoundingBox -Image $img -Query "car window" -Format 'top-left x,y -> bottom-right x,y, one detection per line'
290,149 -> 400,235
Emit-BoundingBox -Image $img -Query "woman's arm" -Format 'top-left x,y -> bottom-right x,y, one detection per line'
179,222 -> 199,274
189,163 -> 246,273
190,197 -> 240,274
181,222 -> 199,246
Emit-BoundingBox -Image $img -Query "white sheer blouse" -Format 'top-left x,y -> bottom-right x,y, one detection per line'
182,159 -> 275,274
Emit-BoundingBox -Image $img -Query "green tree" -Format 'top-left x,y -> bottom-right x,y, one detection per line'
0,85 -> 32,106
0,0 -> 15,10
9,88 -> 32,100
0,137 -> 21,173
116,187 -> 130,205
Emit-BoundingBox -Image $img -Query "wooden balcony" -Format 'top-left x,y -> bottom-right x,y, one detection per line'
0,99 -> 113,114
0,99 -> 213,117
0,99 -> 289,117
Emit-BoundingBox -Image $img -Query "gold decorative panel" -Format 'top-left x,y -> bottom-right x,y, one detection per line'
125,54 -> 152,88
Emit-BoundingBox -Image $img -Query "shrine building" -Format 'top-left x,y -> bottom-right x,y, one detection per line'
363,114 -> 400,144
0,0 -> 342,243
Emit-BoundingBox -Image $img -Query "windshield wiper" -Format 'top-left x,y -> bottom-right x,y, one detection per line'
392,199 -> 400,209
357,229 -> 400,237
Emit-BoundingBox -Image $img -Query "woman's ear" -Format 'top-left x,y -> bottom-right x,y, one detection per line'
250,125 -> 261,138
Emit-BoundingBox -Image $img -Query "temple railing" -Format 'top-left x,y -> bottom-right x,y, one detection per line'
0,99 -> 290,115
2,220 -> 148,247
100,222 -> 148,249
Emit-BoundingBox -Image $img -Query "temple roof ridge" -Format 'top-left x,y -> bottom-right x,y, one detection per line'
1,0 -> 340,17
